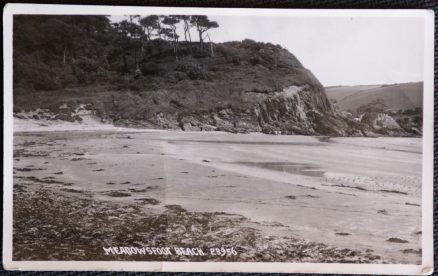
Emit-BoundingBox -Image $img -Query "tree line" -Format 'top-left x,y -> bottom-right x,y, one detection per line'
115,15 -> 219,63
13,15 -> 219,91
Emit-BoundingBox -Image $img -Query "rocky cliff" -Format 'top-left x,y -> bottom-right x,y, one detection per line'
14,39 -> 408,137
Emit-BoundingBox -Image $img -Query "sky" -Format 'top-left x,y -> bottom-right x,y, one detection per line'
111,15 -> 425,87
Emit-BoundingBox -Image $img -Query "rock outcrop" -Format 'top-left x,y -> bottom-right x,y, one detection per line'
13,39 -> 412,137
359,112 -> 407,136
99,40 -> 365,136
104,83 -> 363,136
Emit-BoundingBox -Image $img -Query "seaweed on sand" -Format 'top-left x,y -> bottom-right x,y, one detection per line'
13,188 -> 384,263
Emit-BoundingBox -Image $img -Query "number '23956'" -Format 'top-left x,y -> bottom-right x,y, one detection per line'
209,247 -> 237,256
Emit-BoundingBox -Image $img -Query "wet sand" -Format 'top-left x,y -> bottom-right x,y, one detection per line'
12,130 -> 422,263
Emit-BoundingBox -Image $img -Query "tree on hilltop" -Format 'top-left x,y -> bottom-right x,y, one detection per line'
175,15 -> 193,53
162,15 -> 180,60
139,15 -> 159,41
190,15 -> 219,55
190,16 -> 218,47
127,15 -> 140,24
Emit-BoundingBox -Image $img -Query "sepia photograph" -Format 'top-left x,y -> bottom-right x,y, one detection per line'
2,4 -> 434,274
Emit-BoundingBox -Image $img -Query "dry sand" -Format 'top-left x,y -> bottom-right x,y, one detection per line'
12,128 -> 422,263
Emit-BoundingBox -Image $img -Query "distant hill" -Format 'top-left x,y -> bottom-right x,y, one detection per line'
325,82 -> 423,114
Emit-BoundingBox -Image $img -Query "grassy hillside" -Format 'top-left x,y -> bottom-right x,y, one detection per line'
14,38 -> 330,118
324,85 -> 382,102
14,34 -> 348,135
325,82 -> 423,114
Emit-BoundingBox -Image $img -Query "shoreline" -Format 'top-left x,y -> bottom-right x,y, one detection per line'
13,118 -> 423,138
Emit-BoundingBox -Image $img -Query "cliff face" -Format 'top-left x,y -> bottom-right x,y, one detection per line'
13,39 -> 382,136
163,85 -> 358,136
98,40 -> 360,136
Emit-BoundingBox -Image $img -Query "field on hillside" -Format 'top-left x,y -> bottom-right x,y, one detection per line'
325,82 -> 423,113
12,128 -> 422,264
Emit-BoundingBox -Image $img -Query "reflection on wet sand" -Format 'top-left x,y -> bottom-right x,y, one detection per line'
236,162 -> 325,177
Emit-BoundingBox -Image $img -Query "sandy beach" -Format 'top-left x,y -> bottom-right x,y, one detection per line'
12,128 -> 422,263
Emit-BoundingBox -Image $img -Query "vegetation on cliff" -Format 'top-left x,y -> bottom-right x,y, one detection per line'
14,14 -> 221,91
13,15 -> 419,136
